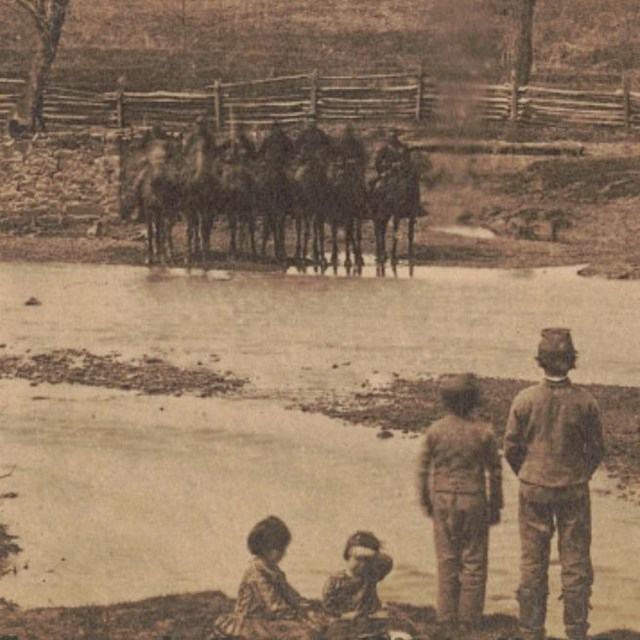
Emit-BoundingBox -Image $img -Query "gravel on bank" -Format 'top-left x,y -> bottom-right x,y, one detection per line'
0,348 -> 246,397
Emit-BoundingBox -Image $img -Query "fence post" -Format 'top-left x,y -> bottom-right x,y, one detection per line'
510,70 -> 519,123
213,79 -> 224,130
622,74 -> 631,132
115,76 -> 126,128
309,69 -> 319,119
415,66 -> 425,121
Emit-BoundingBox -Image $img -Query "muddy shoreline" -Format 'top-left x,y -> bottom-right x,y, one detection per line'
1,347 -> 638,500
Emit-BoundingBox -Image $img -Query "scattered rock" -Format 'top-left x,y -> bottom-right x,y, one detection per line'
377,429 -> 394,440
24,297 -> 41,306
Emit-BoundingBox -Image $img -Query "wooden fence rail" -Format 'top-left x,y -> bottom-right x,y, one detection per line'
1,72 -> 640,133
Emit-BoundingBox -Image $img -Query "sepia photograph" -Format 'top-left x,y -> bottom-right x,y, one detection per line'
0,1 -> 638,639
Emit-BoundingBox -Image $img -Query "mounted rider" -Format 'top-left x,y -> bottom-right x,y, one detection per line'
219,120 -> 257,167
373,128 -> 414,182
258,119 -> 295,170
372,128 -> 421,217
183,116 -> 217,160
332,124 -> 367,178
294,118 -> 332,171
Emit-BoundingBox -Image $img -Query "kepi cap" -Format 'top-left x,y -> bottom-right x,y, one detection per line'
537,327 -> 577,356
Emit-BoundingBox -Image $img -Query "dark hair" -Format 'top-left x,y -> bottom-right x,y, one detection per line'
247,516 -> 291,557
536,350 -> 577,372
343,530 -> 381,560
441,387 -> 480,417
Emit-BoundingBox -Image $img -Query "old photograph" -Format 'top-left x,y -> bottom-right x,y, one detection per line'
0,1 -> 638,639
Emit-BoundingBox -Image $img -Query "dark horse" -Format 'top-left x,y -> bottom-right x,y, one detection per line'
219,159 -> 258,258
368,166 -> 422,277
325,157 -> 366,275
255,162 -> 294,263
123,137 -> 181,266
292,159 -> 331,272
180,124 -> 220,265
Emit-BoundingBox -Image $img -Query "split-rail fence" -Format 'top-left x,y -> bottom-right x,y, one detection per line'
1,71 -> 639,133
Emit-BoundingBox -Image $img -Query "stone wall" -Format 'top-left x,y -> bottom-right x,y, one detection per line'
0,131 -> 122,232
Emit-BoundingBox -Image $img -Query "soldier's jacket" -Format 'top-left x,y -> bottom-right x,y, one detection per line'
419,415 -> 503,508
219,134 -> 257,163
374,141 -> 412,176
295,126 -> 332,163
333,135 -> 367,170
504,379 -> 605,487
259,128 -> 295,166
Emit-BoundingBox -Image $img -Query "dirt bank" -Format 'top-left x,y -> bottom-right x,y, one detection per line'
298,375 -> 640,503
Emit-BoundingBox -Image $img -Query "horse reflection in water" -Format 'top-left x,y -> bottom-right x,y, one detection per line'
123,134 -> 181,266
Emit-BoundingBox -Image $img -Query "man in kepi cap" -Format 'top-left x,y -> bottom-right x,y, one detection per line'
419,373 -> 503,632
504,329 -> 605,640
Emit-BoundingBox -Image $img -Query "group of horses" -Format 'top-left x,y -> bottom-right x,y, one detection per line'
122,124 -> 424,277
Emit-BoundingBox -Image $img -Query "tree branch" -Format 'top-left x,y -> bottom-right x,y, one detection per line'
11,0 -> 50,33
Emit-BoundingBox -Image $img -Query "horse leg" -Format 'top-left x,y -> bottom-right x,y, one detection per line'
261,212 -> 269,258
146,210 -> 154,266
352,216 -> 363,275
302,215 -> 311,273
408,213 -> 416,278
184,214 -> 193,267
319,217 -> 328,273
391,215 -> 401,277
344,222 -> 353,276
295,211 -> 303,271
166,215 -> 176,265
155,212 -> 165,266
375,218 -> 388,278
277,213 -> 287,264
331,222 -> 339,275
203,211 -> 213,265
228,209 -> 238,259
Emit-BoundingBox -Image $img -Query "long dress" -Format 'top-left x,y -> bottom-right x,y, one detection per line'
213,557 -> 322,640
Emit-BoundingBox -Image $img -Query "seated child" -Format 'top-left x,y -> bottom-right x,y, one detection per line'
213,516 -> 323,640
323,531 -> 415,639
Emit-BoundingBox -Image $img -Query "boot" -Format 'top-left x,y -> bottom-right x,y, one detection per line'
517,587 -> 548,640
563,587 -> 590,640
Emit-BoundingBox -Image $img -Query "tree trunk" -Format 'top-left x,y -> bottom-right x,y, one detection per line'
513,0 -> 536,86
14,1 -> 69,135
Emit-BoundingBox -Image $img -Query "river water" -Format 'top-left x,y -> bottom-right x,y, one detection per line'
0,261 -> 638,634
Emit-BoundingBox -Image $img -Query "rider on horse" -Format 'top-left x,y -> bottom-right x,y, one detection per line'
373,128 -> 414,182
333,124 -> 367,181
258,120 -> 295,169
294,119 -> 332,170
219,121 -> 257,166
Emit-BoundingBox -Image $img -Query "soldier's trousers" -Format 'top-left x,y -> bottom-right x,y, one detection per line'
432,492 -> 489,625
518,484 -> 593,640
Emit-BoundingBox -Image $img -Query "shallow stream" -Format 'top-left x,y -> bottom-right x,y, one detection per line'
0,261 -> 638,634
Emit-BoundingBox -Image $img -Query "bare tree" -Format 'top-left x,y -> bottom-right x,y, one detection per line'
492,0 -> 537,85
10,0 -> 71,134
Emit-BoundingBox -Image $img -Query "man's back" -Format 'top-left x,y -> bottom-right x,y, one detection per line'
504,379 -> 605,487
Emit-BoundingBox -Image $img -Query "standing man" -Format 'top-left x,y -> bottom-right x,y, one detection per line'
504,328 -> 605,640
419,373 -> 503,632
